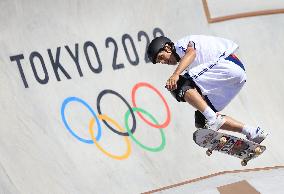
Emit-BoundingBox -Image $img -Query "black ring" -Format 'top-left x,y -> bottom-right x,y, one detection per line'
97,89 -> 136,136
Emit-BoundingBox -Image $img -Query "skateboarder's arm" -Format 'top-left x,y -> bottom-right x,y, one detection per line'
166,45 -> 196,90
172,47 -> 196,76
173,42 -> 196,76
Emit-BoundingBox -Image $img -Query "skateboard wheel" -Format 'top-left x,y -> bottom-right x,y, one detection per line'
220,137 -> 227,144
254,147 -> 262,155
206,149 -> 212,156
241,160 -> 248,166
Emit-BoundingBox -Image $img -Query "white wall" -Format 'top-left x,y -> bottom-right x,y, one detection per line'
0,0 -> 283,193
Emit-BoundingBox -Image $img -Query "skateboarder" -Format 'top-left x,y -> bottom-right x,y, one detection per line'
147,35 -> 268,143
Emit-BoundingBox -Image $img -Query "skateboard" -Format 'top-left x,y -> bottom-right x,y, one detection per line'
193,128 -> 266,166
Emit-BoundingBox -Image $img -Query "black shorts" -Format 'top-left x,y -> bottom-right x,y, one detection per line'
169,74 -> 201,102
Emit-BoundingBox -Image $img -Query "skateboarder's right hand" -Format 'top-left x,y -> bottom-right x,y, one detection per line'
166,74 -> 179,91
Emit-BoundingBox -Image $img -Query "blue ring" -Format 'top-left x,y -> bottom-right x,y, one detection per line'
61,96 -> 102,144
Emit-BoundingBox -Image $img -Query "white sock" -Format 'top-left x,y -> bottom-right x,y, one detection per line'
242,125 -> 254,136
202,107 -> 217,124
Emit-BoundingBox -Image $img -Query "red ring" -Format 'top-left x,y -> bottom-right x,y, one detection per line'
131,82 -> 171,128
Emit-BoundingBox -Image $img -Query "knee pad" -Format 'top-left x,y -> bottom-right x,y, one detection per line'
170,75 -> 195,102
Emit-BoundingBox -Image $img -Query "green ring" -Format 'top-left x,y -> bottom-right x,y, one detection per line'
124,107 -> 166,152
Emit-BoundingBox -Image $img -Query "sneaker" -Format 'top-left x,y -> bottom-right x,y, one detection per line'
247,127 -> 268,144
204,114 -> 226,131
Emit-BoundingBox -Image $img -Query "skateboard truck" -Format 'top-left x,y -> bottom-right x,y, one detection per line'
241,147 -> 263,166
206,136 -> 227,156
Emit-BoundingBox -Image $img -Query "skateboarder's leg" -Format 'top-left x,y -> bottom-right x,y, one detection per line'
183,88 -> 224,130
222,117 -> 268,143
220,116 -> 243,133
183,89 -> 268,142
183,88 -> 207,112
183,89 -> 244,133
170,75 -> 219,126
170,75 -> 258,135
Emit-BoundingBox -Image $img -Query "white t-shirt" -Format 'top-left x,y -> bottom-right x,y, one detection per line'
174,35 -> 246,111
174,35 -> 239,71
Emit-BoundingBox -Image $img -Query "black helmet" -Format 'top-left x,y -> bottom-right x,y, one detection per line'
147,36 -> 172,64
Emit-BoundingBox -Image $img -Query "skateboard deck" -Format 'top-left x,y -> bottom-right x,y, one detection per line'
193,128 -> 266,166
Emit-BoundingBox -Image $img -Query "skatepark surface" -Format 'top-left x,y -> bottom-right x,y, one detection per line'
0,0 -> 284,193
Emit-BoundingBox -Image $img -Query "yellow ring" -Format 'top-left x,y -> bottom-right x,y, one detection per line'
89,114 -> 131,160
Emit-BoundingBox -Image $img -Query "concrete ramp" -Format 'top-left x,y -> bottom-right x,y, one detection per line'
0,0 -> 284,193
144,166 -> 284,194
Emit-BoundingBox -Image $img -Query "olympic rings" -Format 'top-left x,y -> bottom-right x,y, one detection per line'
132,82 -> 171,128
97,89 -> 136,136
89,114 -> 131,160
61,96 -> 102,144
60,82 -> 171,159
124,107 -> 166,152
